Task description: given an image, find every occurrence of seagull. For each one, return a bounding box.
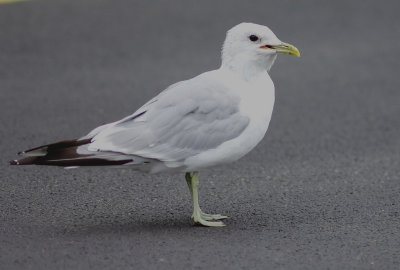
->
[10,22,300,227]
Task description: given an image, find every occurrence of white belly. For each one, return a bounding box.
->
[184,72,275,171]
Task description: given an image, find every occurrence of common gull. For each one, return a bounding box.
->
[10,22,300,227]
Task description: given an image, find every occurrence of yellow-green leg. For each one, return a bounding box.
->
[185,172,228,227]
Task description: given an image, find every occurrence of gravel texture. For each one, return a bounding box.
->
[1,0,399,269]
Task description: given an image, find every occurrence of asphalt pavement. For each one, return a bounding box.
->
[1,0,400,269]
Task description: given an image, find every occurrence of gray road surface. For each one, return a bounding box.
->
[1,0,400,269]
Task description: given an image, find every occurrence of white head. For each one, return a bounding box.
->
[221,23,300,78]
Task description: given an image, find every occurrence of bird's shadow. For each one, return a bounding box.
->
[53,215,214,238]
[50,205,319,238]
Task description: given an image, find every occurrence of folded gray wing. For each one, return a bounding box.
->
[88,72,250,162]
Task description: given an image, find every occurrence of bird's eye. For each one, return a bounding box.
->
[249,35,259,42]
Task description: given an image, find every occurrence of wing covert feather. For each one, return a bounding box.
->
[89,72,250,162]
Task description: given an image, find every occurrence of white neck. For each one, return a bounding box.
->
[220,53,277,81]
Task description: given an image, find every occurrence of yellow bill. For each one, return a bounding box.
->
[260,42,301,57]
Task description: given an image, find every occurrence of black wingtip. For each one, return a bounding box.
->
[9,160,19,165]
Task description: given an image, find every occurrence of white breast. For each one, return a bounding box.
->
[184,69,275,171]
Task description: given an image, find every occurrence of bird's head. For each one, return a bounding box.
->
[221,23,300,76]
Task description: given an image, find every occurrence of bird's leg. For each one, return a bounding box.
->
[185,172,228,221]
[185,172,227,227]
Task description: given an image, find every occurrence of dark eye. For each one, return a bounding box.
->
[249,35,259,42]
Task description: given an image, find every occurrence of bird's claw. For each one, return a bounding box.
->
[200,212,229,221]
[191,210,228,227]
[192,216,226,227]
